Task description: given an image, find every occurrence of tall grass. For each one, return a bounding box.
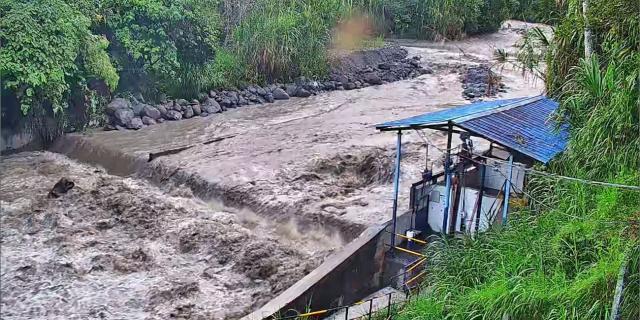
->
[346,0,512,40]
[232,0,347,82]
[230,0,519,83]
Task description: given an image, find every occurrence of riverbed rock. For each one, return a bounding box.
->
[165,110,182,121]
[141,116,156,126]
[285,84,298,97]
[272,88,289,100]
[142,105,162,120]
[344,82,356,90]
[201,98,222,114]
[264,93,275,103]
[156,104,168,117]
[183,106,194,119]
[192,104,202,116]
[363,73,382,85]
[131,103,145,117]
[126,117,144,130]
[295,88,311,98]
[176,99,189,106]
[113,108,134,127]
[105,98,130,115]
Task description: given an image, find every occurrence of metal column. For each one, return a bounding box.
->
[474,162,486,233]
[441,122,453,234]
[390,131,402,250]
[502,155,513,225]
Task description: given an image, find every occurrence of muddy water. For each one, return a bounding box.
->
[0,152,342,319]
[3,21,546,319]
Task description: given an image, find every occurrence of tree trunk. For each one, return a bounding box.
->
[583,0,594,58]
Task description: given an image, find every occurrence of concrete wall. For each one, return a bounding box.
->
[243,211,414,320]
[50,135,147,176]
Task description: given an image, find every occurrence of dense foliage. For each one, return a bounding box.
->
[0,0,117,115]
[1,0,560,135]
[393,0,640,319]
[348,0,514,40]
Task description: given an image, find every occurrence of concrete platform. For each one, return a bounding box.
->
[327,287,406,319]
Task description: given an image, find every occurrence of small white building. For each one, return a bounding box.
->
[377,96,569,237]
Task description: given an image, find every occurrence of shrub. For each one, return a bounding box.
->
[0,0,117,115]
[99,0,222,98]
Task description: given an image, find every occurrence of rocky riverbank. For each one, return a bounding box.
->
[105,46,432,130]
[460,65,506,100]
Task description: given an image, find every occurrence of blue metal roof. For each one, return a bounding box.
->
[376,96,569,163]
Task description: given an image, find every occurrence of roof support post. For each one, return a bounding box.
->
[390,130,402,253]
[474,161,486,233]
[442,122,453,234]
[502,155,513,225]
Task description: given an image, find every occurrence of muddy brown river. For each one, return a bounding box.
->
[1,21,546,319]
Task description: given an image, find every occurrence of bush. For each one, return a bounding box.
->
[0,0,117,115]
[100,0,222,99]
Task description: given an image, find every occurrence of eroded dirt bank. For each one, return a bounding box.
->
[0,152,342,319]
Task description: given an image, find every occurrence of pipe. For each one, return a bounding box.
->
[390,131,402,252]
[502,155,513,225]
[475,162,486,233]
[442,122,453,234]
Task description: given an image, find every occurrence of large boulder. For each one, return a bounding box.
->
[295,88,311,98]
[183,106,194,119]
[344,82,356,90]
[113,108,134,127]
[105,98,130,115]
[285,84,298,97]
[264,93,274,103]
[363,72,383,85]
[126,117,144,130]
[202,98,222,114]
[165,110,183,121]
[142,105,162,120]
[332,74,349,85]
[272,88,290,100]
[141,116,156,126]
[156,104,168,117]
[192,104,202,116]
[132,103,145,116]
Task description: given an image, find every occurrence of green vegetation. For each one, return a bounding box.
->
[392,0,640,319]
[348,0,514,40]
[232,0,347,82]
[0,0,563,136]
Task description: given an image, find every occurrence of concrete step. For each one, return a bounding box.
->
[325,287,405,320]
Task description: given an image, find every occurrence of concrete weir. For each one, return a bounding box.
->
[244,212,416,320]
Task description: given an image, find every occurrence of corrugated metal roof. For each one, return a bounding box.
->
[375,97,529,130]
[376,96,569,163]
